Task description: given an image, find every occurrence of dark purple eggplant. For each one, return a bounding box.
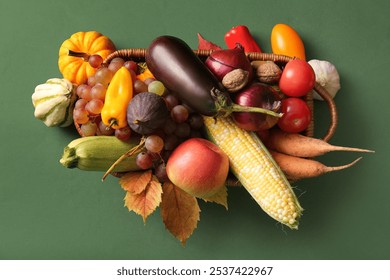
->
[145,35,281,118]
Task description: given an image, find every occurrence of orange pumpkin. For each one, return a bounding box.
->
[58,31,116,85]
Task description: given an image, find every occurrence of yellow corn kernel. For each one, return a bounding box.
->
[203,116,303,229]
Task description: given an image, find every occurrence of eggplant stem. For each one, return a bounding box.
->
[230,103,283,118]
[211,87,282,118]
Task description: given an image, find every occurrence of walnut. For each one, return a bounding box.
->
[222,69,249,93]
[251,60,282,84]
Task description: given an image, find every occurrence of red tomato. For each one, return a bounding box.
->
[278,97,311,133]
[279,60,315,97]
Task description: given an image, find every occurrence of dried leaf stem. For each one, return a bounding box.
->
[102,137,146,181]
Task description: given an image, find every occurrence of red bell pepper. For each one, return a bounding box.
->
[224,25,262,53]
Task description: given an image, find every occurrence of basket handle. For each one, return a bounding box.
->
[103,49,337,141]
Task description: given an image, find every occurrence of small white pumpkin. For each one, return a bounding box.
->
[32,78,77,127]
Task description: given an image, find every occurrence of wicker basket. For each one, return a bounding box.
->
[75,49,338,141]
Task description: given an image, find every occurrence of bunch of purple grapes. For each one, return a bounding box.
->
[72,55,205,179]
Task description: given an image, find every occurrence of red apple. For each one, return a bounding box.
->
[166,138,229,198]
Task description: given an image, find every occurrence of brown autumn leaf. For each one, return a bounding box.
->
[202,186,228,210]
[160,182,200,246]
[119,170,152,194]
[123,174,162,223]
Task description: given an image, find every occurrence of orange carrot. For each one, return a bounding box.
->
[266,128,374,158]
[269,150,363,180]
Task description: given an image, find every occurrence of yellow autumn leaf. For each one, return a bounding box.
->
[123,174,162,223]
[160,182,200,246]
[202,186,228,210]
[119,170,152,194]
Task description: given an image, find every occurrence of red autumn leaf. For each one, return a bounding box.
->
[124,175,162,223]
[197,33,222,51]
[119,170,152,194]
[160,182,200,246]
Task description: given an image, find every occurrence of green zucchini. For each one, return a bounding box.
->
[60,136,142,172]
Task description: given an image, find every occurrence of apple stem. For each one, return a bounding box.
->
[230,103,283,118]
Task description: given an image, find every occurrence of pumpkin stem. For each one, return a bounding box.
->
[67,49,90,61]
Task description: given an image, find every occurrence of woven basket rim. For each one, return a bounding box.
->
[75,49,337,141]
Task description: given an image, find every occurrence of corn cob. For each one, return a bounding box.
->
[203,116,303,229]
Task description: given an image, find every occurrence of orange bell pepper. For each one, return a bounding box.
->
[271,23,306,60]
[136,68,155,82]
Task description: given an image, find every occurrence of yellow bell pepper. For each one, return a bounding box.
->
[101,66,133,129]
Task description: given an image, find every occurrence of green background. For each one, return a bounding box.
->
[1,0,389,260]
